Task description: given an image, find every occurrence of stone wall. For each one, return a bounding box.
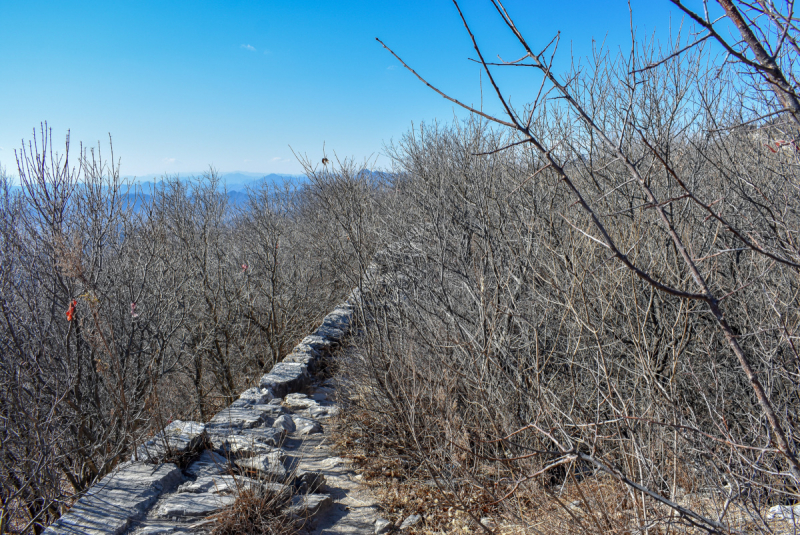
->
[43,292,359,535]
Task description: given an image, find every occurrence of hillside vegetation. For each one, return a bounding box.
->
[331,1,800,533]
[0,144,379,532]
[3,0,800,533]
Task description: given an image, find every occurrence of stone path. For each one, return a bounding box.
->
[43,297,387,535]
[124,380,381,535]
[291,434,381,535]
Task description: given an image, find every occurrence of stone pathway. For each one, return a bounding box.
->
[291,434,381,535]
[43,298,386,535]
[124,380,381,535]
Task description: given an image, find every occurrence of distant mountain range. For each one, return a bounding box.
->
[123,172,307,209]
[1,172,307,212]
[127,171,306,191]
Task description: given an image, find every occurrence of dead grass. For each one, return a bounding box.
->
[208,486,297,535]
[328,401,792,535]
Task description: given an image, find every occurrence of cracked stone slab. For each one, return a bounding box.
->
[129,520,195,534]
[300,335,333,352]
[237,386,274,405]
[311,387,334,401]
[285,493,333,518]
[157,492,237,518]
[136,421,205,463]
[259,362,310,397]
[161,475,291,518]
[314,325,345,341]
[235,452,288,481]
[43,463,183,535]
[283,351,318,372]
[285,393,337,419]
[290,342,323,358]
[186,449,231,478]
[292,416,323,435]
[284,393,318,410]
[309,405,337,419]
[178,474,242,494]
[215,428,285,456]
[205,404,276,433]
[322,306,354,330]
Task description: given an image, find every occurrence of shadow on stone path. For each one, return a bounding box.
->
[287,432,380,535]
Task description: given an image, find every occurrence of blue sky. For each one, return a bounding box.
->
[1,1,693,177]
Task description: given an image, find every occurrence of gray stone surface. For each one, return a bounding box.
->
[129,521,194,534]
[43,463,183,535]
[323,307,354,330]
[300,335,333,352]
[273,414,296,433]
[259,362,310,397]
[311,387,334,401]
[205,404,274,433]
[185,450,230,478]
[157,493,236,518]
[283,351,318,371]
[292,416,323,435]
[257,402,288,417]
[237,386,274,405]
[399,514,422,530]
[45,299,369,534]
[285,393,317,410]
[314,325,345,340]
[178,475,240,494]
[136,421,205,463]
[219,427,285,455]
[289,433,381,535]
[285,493,333,517]
[235,452,288,481]
[374,518,394,534]
[133,521,188,535]
[309,405,336,419]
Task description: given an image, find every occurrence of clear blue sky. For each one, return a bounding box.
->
[1,1,692,177]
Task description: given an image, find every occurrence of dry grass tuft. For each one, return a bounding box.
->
[209,486,297,535]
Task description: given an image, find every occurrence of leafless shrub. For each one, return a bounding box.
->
[0,126,377,532]
[332,2,800,532]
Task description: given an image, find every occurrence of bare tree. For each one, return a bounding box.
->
[329,1,800,532]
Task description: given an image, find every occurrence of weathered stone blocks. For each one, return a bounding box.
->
[204,404,276,433]
[284,493,333,517]
[136,421,205,463]
[237,386,274,405]
[259,362,310,397]
[43,463,183,535]
[235,451,288,481]
[291,416,323,435]
[185,449,230,478]
[48,296,355,533]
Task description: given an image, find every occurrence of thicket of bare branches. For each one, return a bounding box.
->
[333,1,800,533]
[0,129,379,533]
[5,1,800,533]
